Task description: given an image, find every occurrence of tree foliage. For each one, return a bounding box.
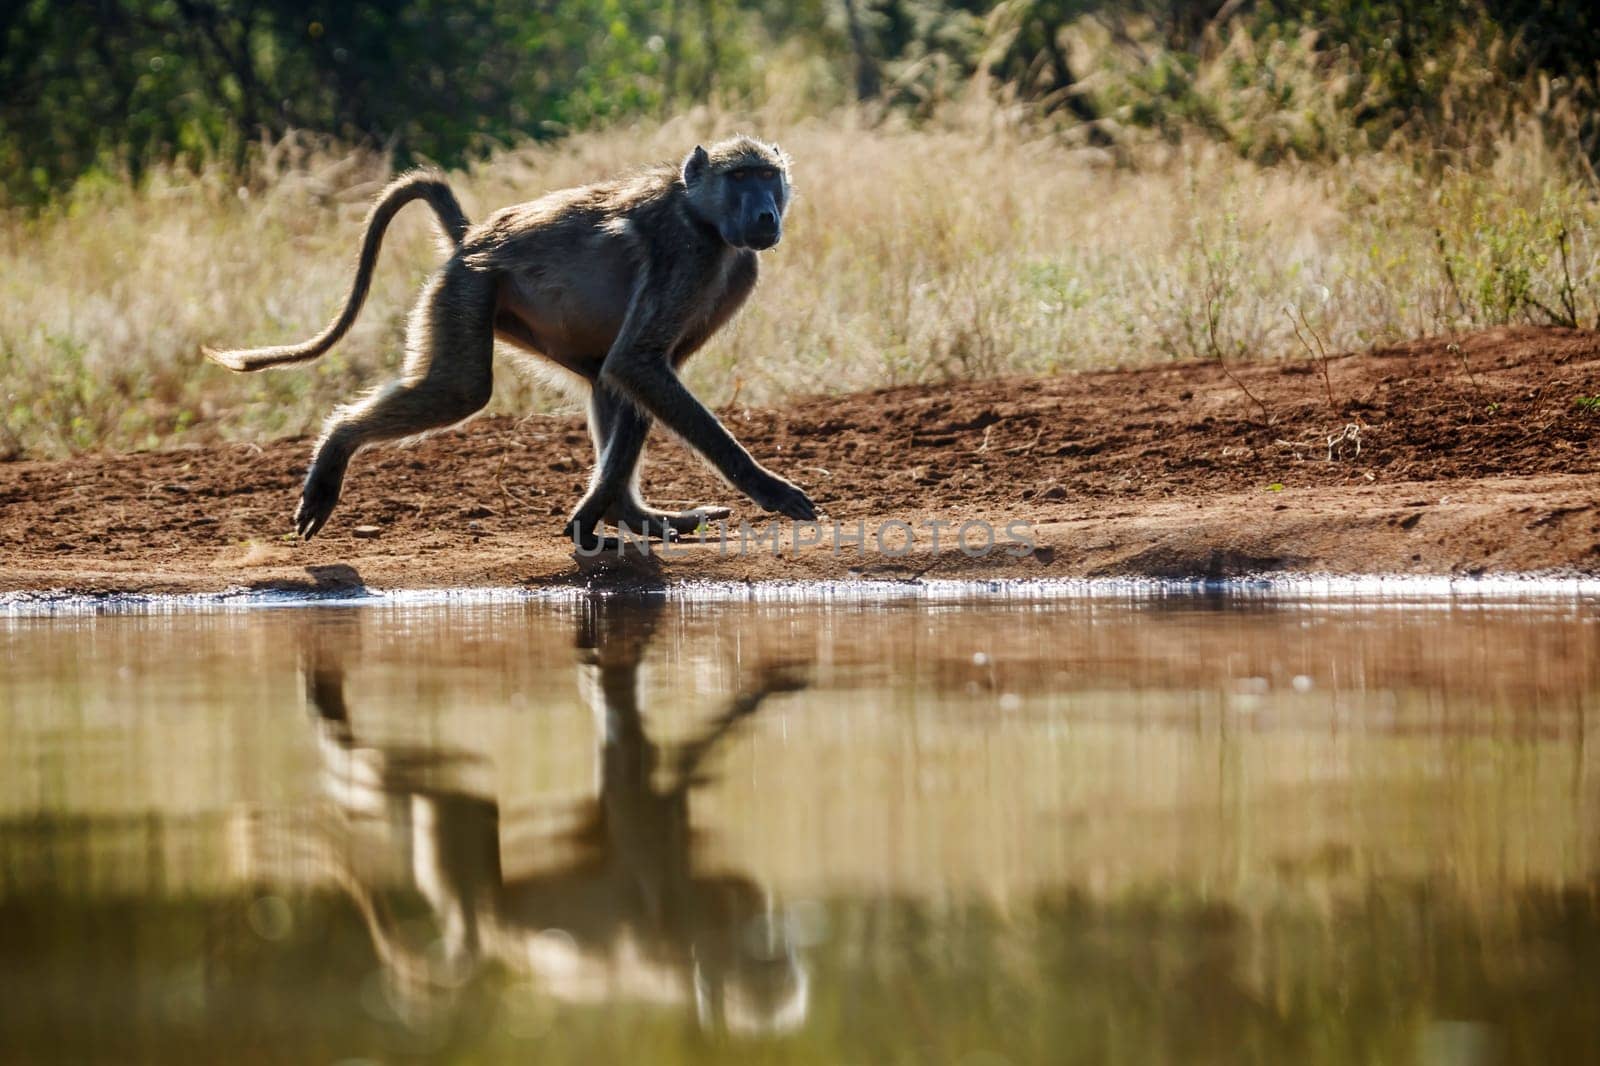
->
[0,0,803,203]
[2,1,1597,205]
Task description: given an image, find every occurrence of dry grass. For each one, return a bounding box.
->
[2,98,1598,458]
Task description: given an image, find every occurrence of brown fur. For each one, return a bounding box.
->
[204,136,816,543]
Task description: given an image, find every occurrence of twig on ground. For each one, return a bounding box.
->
[1213,358,1270,422]
[1325,423,1363,460]
[1006,427,1045,454]
[1272,422,1365,462]
[1449,341,1484,394]
[1287,305,1336,408]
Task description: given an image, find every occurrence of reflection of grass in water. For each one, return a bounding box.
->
[3,599,1597,903]
[0,882,1596,1063]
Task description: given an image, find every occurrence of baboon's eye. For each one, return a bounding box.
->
[729,169,748,181]
[758,168,778,180]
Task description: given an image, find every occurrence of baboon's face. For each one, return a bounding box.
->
[715,162,787,250]
[683,139,791,251]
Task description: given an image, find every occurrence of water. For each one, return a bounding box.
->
[2,590,1598,1064]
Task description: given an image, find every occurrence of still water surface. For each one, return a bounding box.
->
[1,590,1598,1064]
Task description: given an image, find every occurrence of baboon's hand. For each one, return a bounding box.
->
[747,470,817,521]
[296,466,344,540]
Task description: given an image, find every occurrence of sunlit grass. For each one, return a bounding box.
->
[2,94,1597,458]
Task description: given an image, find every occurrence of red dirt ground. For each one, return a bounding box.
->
[3,325,1599,595]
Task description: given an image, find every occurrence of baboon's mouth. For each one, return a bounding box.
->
[745,231,781,250]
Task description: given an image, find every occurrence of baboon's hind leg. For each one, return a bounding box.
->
[565,386,730,547]
[298,265,495,539]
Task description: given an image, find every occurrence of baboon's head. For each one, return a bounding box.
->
[681,136,792,251]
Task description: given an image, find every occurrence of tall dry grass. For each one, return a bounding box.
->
[2,99,1597,458]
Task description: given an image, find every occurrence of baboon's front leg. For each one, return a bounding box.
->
[597,305,815,522]
[565,386,650,547]
[565,386,731,546]
[603,358,815,521]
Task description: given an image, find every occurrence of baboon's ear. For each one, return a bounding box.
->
[682,145,710,186]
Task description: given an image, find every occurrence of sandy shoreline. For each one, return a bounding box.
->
[4,325,1598,597]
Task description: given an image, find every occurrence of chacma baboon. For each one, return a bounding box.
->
[204,136,816,546]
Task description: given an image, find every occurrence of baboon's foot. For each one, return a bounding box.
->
[745,470,818,522]
[296,457,348,540]
[603,503,733,540]
[562,517,618,553]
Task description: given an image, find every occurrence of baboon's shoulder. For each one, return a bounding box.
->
[460,164,687,272]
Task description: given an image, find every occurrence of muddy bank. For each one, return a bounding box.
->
[3,326,1599,595]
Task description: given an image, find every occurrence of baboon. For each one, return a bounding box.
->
[205,136,816,546]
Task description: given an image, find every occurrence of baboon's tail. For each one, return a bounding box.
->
[203,170,471,372]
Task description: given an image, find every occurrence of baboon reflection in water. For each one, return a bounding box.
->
[303,602,811,1034]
